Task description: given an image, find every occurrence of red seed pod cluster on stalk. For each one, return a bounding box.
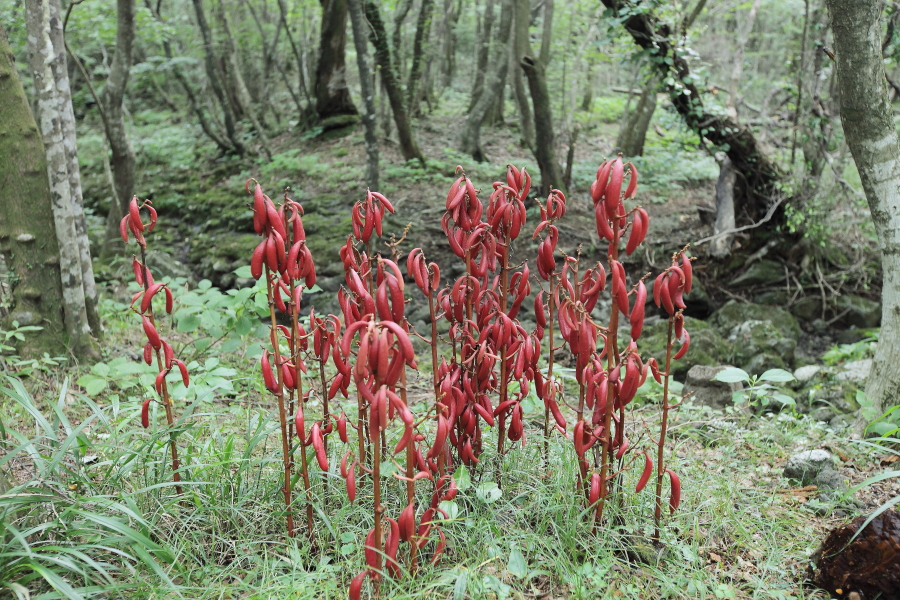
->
[122,196,183,496]
[246,179,324,538]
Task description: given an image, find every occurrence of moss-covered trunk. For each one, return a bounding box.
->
[0,24,72,359]
[315,0,358,120]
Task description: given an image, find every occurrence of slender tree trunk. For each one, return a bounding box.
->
[22,7,98,359]
[826,0,900,432]
[539,0,553,67]
[278,0,313,108]
[218,0,273,159]
[315,0,358,120]
[392,0,415,83]
[468,0,496,112]
[616,76,657,157]
[580,61,594,110]
[600,0,782,226]
[710,156,737,258]
[460,0,512,161]
[512,0,535,149]
[98,0,138,260]
[348,0,379,190]
[407,0,435,115]
[440,0,462,88]
[191,0,245,154]
[47,0,100,335]
[0,23,73,358]
[727,0,762,117]
[365,0,425,165]
[521,55,566,195]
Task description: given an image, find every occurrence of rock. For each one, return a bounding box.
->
[754,290,788,306]
[836,359,872,382]
[833,295,881,329]
[144,249,191,280]
[646,278,713,319]
[790,296,823,324]
[235,277,255,289]
[710,300,801,339]
[639,317,733,380]
[783,449,834,485]
[809,509,900,600]
[683,365,743,410]
[809,407,837,422]
[317,275,342,293]
[835,328,869,345]
[829,413,853,429]
[319,261,345,277]
[407,304,431,324]
[727,319,796,374]
[815,468,845,492]
[794,365,824,383]
[730,259,786,287]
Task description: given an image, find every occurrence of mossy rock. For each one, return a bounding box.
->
[790,296,823,323]
[639,317,733,380]
[189,232,260,287]
[709,300,801,339]
[833,295,881,329]
[726,319,796,374]
[730,259,786,287]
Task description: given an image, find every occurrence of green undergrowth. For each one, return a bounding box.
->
[1,287,861,599]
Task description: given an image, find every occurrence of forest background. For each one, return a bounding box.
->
[1,0,900,598]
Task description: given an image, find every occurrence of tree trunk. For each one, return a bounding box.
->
[616,76,657,157]
[460,0,513,161]
[0,23,72,359]
[826,0,900,432]
[392,0,415,83]
[440,0,462,88]
[348,0,379,190]
[277,0,313,109]
[468,0,496,112]
[314,0,358,120]
[600,0,782,226]
[98,0,138,260]
[521,55,566,195]
[20,9,98,359]
[511,0,535,149]
[539,0,553,67]
[191,0,245,155]
[407,0,435,115]
[218,0,273,160]
[46,0,100,335]
[727,0,762,117]
[710,156,737,258]
[364,0,425,165]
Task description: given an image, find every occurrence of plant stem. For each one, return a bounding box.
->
[139,245,183,496]
[542,273,557,469]
[290,280,314,536]
[653,318,674,544]
[496,242,509,461]
[265,267,295,538]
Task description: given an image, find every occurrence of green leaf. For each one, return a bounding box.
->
[475,481,502,503]
[870,421,899,436]
[233,265,253,278]
[759,369,795,383]
[91,362,110,377]
[177,315,201,333]
[507,547,527,579]
[76,375,107,397]
[772,394,796,406]
[714,368,749,384]
[453,466,471,492]
[438,500,459,520]
[453,571,468,600]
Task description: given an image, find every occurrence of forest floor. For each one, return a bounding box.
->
[2,94,894,599]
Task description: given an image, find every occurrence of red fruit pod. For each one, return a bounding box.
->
[659,275,674,315]
[346,462,357,502]
[363,527,377,569]
[132,258,144,286]
[143,342,153,366]
[667,468,681,512]
[673,329,690,360]
[260,351,278,393]
[595,201,615,241]
[164,287,173,314]
[140,283,164,314]
[635,451,653,492]
[399,502,415,542]
[589,472,600,505]
[349,570,369,600]
[337,411,348,442]
[616,437,630,460]
[173,359,189,387]
[549,399,566,430]
[146,205,158,233]
[119,215,131,243]
[604,158,624,215]
[625,209,644,255]
[129,197,144,232]
[281,362,295,390]
[681,253,693,294]
[142,316,161,349]
[624,162,639,199]
[141,397,152,428]
[250,240,266,279]
[154,370,166,395]
[295,405,305,438]
[673,312,684,341]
